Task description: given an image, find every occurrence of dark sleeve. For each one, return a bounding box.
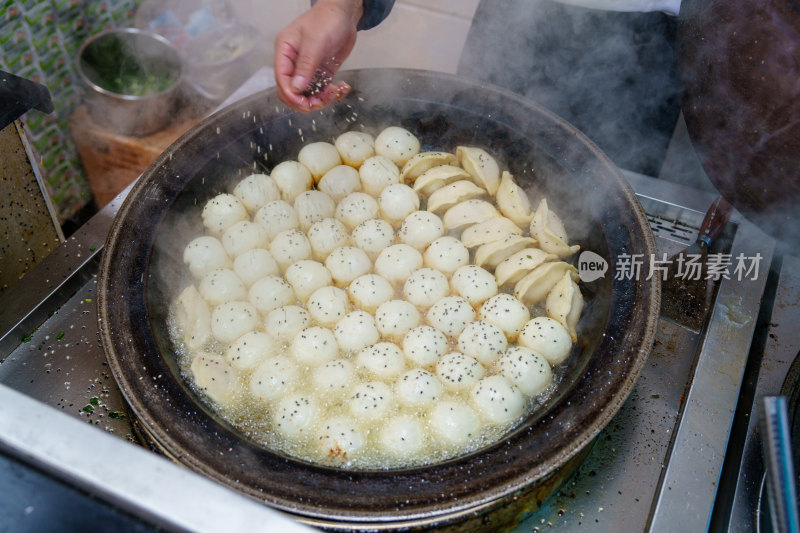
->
[357,0,395,30]
[309,0,395,30]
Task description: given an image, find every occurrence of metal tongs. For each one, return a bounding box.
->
[661,195,733,331]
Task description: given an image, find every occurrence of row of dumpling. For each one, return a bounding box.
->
[182,285,573,398]
[198,303,572,403]
[180,218,575,369]
[182,194,550,357]
[184,312,570,463]
[172,127,582,466]
[179,224,495,355]
[392,144,583,343]
[180,126,582,370]
[175,227,569,464]
[180,126,582,364]
[183,312,572,464]
[183,260,575,374]
[197,125,426,249]
[246,344,553,461]
[189,344,523,462]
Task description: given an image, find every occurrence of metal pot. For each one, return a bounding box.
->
[97,69,659,529]
[678,0,800,246]
[77,28,183,136]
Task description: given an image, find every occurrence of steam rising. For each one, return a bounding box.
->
[148,69,635,396]
[458,0,680,177]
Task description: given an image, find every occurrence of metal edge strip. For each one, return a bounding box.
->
[647,217,775,531]
[725,254,800,533]
[15,120,65,242]
[0,184,132,356]
[0,382,313,533]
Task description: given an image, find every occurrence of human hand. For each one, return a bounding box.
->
[274,0,363,112]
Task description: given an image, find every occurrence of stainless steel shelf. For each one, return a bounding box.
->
[0,172,776,532]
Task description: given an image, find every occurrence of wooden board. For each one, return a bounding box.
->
[69,106,199,208]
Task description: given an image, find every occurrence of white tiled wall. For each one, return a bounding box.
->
[230,0,478,73]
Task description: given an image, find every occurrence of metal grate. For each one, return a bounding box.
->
[646,213,698,246]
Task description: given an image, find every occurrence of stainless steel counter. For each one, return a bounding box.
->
[723,254,800,533]
[0,172,779,532]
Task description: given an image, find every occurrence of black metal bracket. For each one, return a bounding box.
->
[0,70,54,131]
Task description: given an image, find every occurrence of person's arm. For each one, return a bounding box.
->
[355,0,396,30]
[274,0,394,112]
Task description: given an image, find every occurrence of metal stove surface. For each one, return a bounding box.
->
[719,254,800,533]
[0,173,778,532]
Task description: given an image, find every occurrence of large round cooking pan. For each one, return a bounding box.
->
[98,69,659,529]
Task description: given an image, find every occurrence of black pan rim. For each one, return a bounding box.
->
[98,68,660,525]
